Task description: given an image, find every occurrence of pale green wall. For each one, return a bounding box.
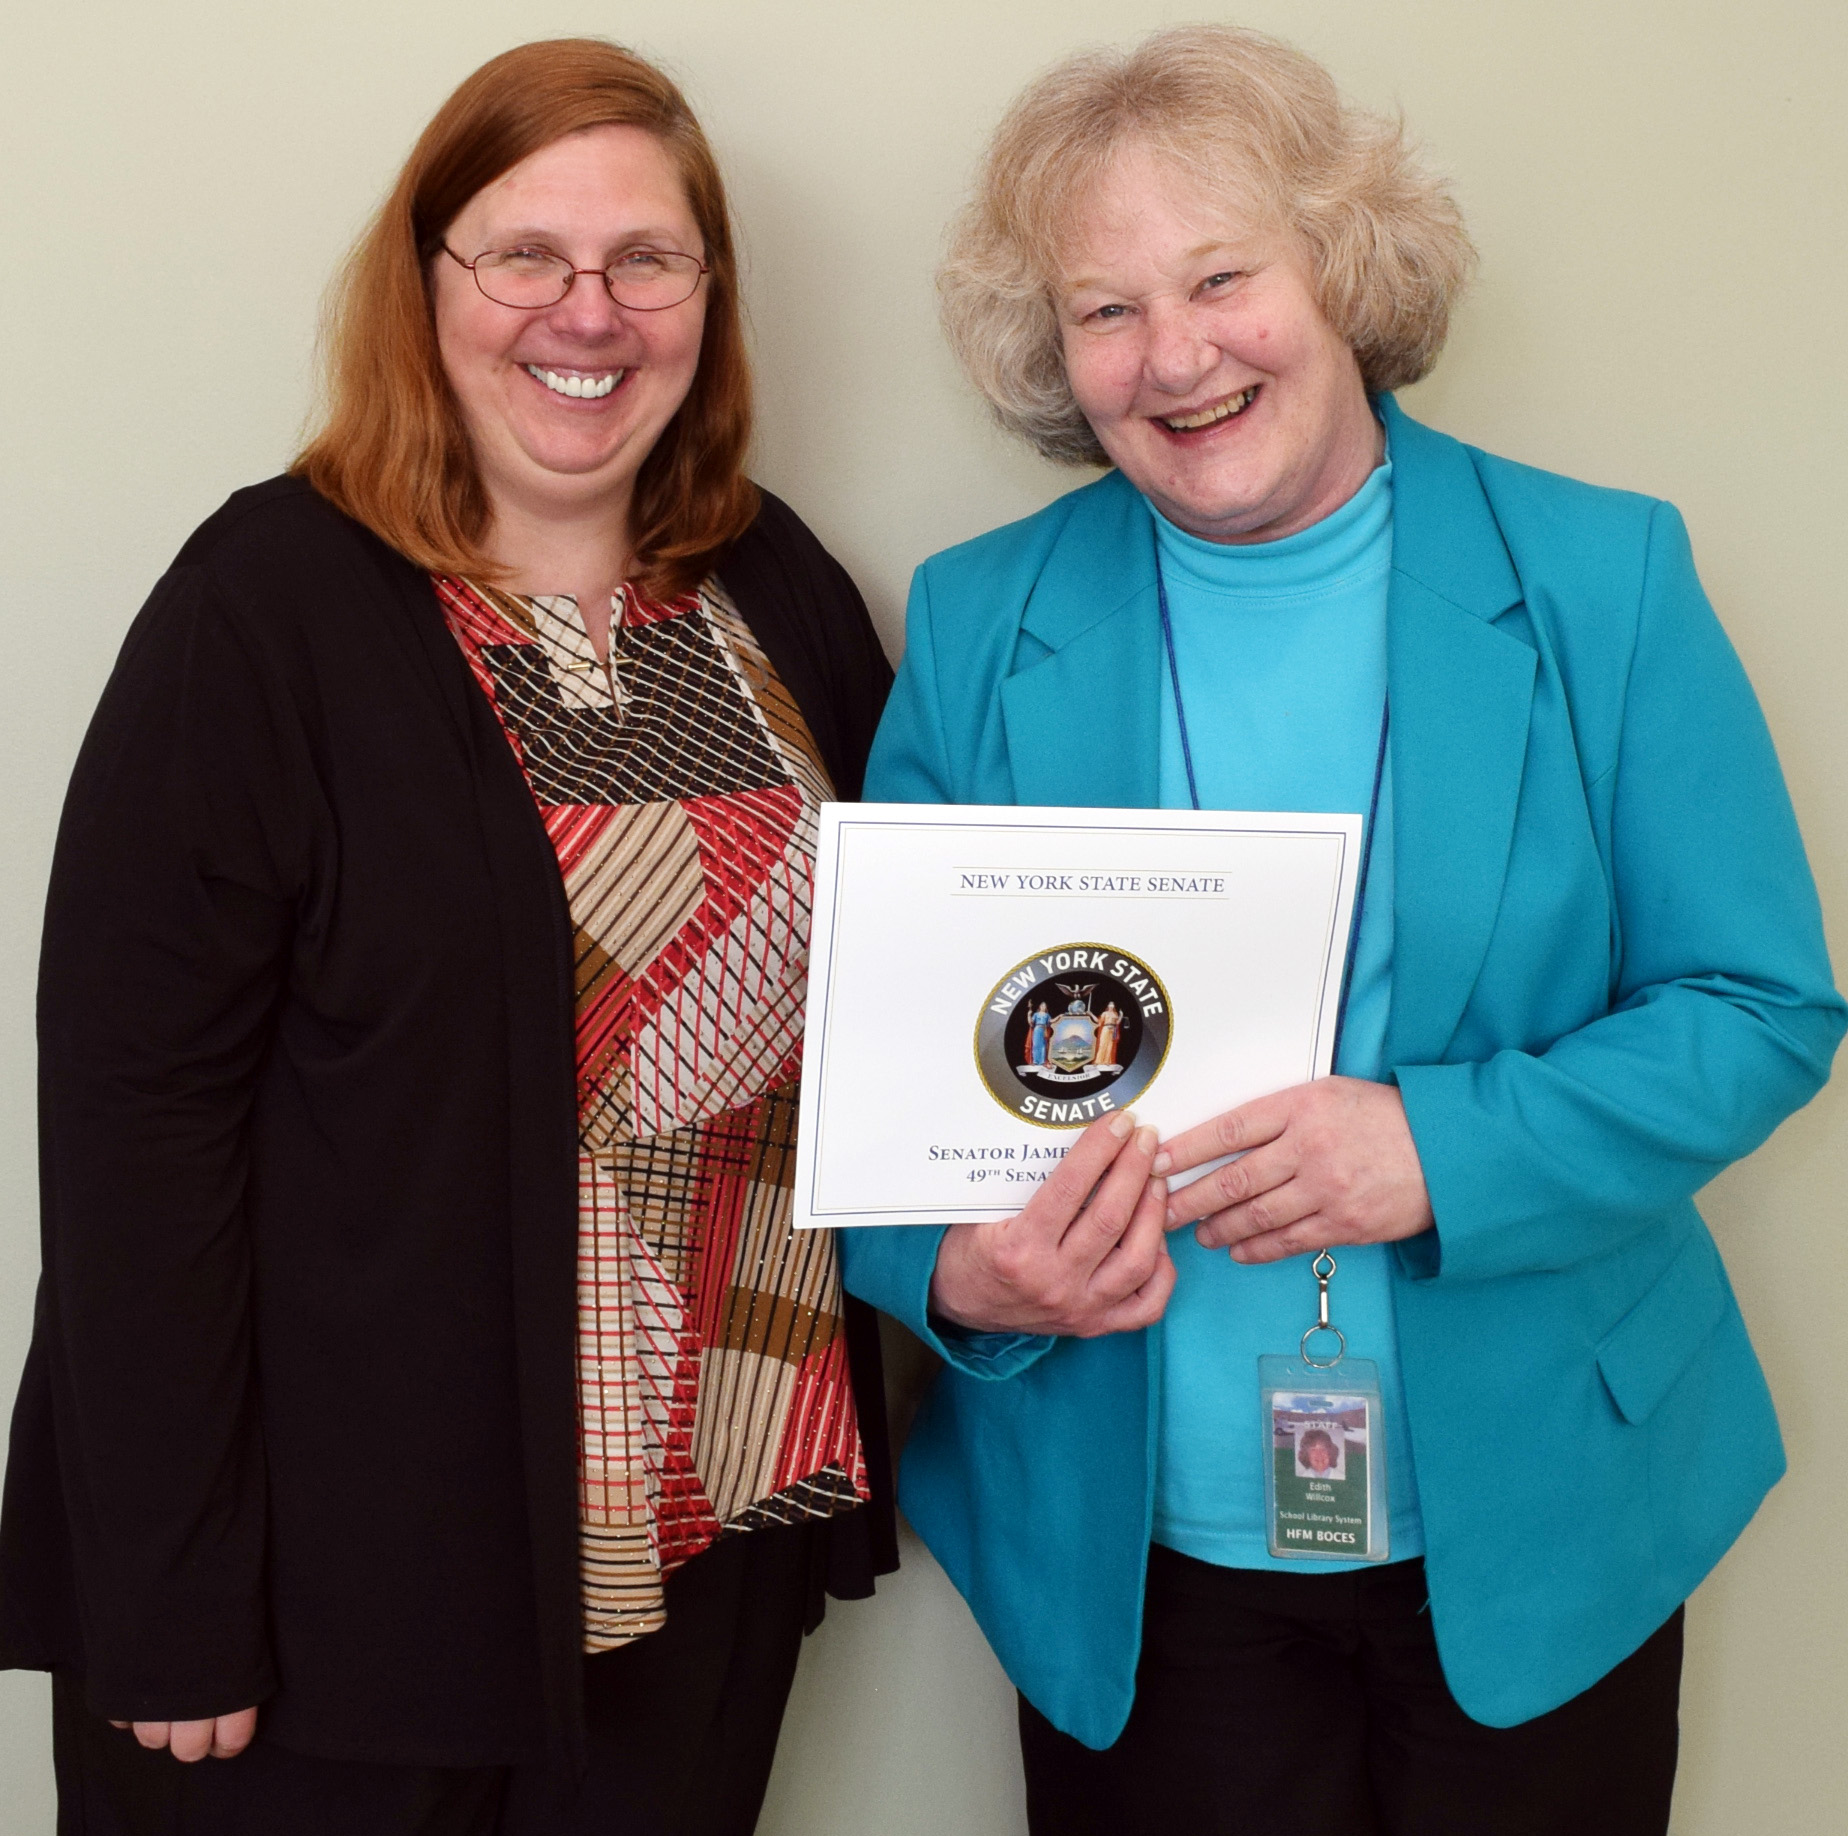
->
[1,4,1843,1831]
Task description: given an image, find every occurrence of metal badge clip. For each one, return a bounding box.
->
[1300,1250,1347,1368]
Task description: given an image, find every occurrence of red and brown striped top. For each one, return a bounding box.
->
[436,571,867,1650]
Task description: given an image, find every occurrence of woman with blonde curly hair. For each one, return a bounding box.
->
[842,24,1840,1835]
[0,37,896,1835]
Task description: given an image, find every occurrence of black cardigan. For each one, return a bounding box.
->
[0,478,898,1767]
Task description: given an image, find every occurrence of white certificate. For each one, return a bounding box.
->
[794,803,1363,1229]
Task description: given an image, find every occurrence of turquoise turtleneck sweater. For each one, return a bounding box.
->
[1151,453,1425,1571]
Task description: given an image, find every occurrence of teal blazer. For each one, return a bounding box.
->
[839,397,1844,1745]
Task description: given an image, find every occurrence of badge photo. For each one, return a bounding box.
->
[1293,1421,1348,1482]
[973,943,1172,1128]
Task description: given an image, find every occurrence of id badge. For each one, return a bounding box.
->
[1259,1251,1389,1563]
[1259,1354,1389,1561]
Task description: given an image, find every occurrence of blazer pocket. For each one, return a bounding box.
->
[1596,1231,1728,1426]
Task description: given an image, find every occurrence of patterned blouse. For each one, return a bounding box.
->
[435,571,868,1650]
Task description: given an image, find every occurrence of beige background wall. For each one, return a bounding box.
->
[0,2,1842,1830]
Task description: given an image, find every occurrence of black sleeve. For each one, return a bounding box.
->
[30,566,311,1721]
[714,489,894,800]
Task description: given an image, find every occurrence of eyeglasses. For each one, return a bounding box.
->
[442,243,709,312]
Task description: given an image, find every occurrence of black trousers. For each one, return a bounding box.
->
[52,1520,814,1836]
[1019,1547,1682,1836]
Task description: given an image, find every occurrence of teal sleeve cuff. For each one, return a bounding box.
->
[837,1223,1056,1381]
[1392,1226,1443,1281]
[927,1312,1056,1378]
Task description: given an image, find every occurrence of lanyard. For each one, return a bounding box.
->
[1154,552,1390,1064]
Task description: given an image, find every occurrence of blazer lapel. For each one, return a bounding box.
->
[999,472,1164,809]
[1379,398,1537,1065]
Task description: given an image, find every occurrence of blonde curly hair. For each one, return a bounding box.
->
[940,25,1476,465]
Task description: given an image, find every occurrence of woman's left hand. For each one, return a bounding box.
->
[1154,1077,1434,1262]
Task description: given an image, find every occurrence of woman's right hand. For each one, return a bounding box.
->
[110,1707,258,1762]
[928,1111,1175,1337]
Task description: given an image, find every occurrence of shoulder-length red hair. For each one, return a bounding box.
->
[294,38,756,599]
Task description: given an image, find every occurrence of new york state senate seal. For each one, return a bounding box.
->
[974,943,1173,1127]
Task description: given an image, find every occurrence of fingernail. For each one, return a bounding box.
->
[1109,1110,1135,1138]
[1165,1205,1179,1227]
[1135,1124,1158,1153]
[1151,1151,1171,1175]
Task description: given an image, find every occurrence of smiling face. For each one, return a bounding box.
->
[1057,144,1380,544]
[1301,1434,1337,1474]
[431,123,708,533]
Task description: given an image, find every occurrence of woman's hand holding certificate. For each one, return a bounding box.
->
[929,1112,1176,1336]
[1154,1077,1434,1263]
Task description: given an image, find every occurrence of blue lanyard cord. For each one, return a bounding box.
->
[1154,549,1389,1063]
[1156,563,1204,813]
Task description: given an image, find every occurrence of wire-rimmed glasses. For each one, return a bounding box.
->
[442,243,709,312]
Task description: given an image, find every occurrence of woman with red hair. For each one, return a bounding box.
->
[0,38,894,1835]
